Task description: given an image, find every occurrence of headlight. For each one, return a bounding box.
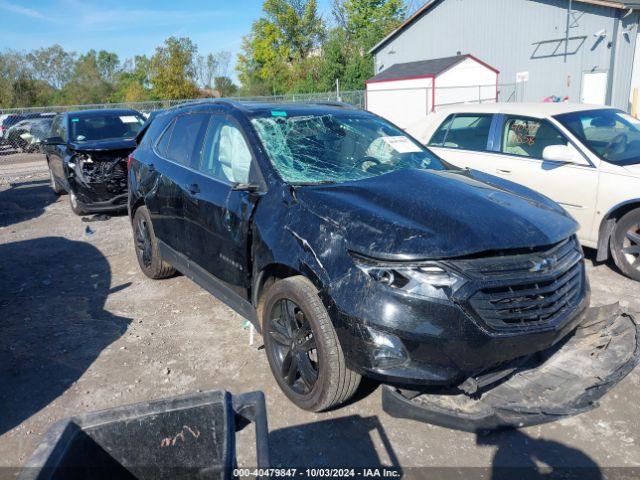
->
[355,260,464,299]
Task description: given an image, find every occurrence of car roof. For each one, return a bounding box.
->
[64,108,143,118]
[169,99,361,117]
[432,102,614,118]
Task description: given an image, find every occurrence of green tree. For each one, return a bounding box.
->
[214,76,238,97]
[321,0,405,90]
[237,0,325,95]
[333,0,405,50]
[60,50,115,104]
[112,55,154,102]
[149,37,200,100]
[27,45,76,90]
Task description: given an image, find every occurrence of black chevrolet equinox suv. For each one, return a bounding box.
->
[128,100,589,412]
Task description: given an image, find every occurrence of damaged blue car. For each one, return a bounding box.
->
[127,101,639,430]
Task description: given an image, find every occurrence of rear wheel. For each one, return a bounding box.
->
[68,190,88,215]
[262,276,360,412]
[610,209,640,282]
[132,206,176,279]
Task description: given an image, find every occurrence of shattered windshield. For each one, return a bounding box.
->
[69,113,146,143]
[555,109,640,166]
[250,111,446,184]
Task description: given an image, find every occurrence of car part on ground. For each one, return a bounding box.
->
[128,100,589,413]
[19,390,269,480]
[382,304,639,431]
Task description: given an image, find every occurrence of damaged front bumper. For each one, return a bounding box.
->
[67,152,129,210]
[382,304,640,431]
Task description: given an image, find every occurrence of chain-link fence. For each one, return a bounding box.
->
[0,85,516,180]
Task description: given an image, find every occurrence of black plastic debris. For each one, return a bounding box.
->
[84,225,94,236]
[19,390,269,480]
[382,305,640,432]
[82,214,111,223]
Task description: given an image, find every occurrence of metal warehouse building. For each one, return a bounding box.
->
[370,0,640,111]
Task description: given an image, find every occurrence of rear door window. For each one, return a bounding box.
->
[430,114,492,151]
[155,120,175,157]
[501,117,568,159]
[165,113,210,167]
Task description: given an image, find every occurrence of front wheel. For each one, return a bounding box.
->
[610,209,640,282]
[68,190,88,215]
[262,276,361,412]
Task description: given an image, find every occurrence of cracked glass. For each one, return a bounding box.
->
[251,112,446,184]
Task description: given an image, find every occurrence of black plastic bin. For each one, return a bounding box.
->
[19,390,269,480]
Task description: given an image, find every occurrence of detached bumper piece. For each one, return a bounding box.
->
[20,390,269,480]
[382,305,639,432]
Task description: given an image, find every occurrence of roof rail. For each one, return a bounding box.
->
[310,101,358,110]
[168,98,245,111]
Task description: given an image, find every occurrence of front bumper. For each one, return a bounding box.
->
[326,276,589,387]
[327,237,590,387]
[381,305,640,431]
[72,187,128,213]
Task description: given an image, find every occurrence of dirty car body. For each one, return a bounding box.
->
[127,101,633,428]
[45,109,146,213]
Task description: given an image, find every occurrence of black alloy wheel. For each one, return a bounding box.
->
[135,215,153,269]
[267,298,319,395]
[261,276,361,412]
[131,206,176,279]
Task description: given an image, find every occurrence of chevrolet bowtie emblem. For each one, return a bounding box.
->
[530,256,556,272]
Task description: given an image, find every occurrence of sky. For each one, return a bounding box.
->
[0,0,335,80]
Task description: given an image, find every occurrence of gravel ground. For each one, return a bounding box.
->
[1,169,640,478]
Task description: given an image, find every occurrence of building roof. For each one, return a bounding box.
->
[368,54,495,83]
[368,55,463,82]
[370,0,640,55]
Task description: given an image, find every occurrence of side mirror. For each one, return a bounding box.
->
[43,136,64,146]
[542,145,589,165]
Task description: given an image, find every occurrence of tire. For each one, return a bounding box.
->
[262,276,361,412]
[48,164,64,195]
[610,208,640,282]
[132,206,176,280]
[68,190,88,215]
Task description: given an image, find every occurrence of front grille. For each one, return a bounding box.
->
[452,238,586,332]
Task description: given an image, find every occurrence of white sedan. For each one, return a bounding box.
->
[407,103,640,281]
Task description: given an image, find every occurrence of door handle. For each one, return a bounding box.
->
[496,168,512,175]
[186,183,200,195]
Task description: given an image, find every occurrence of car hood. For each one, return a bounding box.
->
[69,138,136,152]
[294,168,578,260]
[623,163,640,176]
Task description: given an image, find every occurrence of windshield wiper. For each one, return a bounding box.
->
[291,180,337,186]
